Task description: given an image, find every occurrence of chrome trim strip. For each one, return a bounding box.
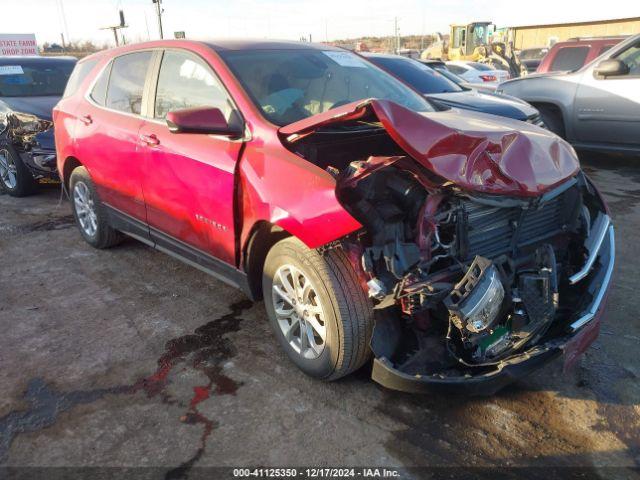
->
[569,213,610,284]
[569,226,615,332]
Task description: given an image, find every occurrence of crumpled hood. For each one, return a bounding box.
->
[427,90,538,120]
[0,96,59,121]
[280,99,579,197]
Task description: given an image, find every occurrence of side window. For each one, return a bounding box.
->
[63,59,97,98]
[599,45,613,57]
[549,47,589,72]
[615,42,640,76]
[106,51,153,115]
[447,64,467,75]
[154,50,233,120]
[90,62,111,106]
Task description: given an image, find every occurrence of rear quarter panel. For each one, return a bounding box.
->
[53,55,109,182]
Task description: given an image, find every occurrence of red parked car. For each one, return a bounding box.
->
[54,40,614,395]
[536,37,626,73]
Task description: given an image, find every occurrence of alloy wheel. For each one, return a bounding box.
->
[0,149,17,189]
[73,181,98,237]
[271,264,327,359]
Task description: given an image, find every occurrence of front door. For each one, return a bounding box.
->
[574,39,640,147]
[138,49,243,266]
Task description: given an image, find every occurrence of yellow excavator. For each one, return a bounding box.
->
[422,22,527,78]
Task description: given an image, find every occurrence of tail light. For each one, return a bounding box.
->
[479,75,497,82]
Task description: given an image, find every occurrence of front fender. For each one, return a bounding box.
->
[239,143,361,251]
[500,76,579,130]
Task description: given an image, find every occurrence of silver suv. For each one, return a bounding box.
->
[499,34,640,156]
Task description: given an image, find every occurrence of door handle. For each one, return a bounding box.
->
[139,133,160,146]
[80,114,92,125]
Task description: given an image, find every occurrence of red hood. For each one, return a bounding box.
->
[279,99,580,197]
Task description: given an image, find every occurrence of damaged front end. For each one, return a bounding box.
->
[281,99,614,395]
[0,105,57,179]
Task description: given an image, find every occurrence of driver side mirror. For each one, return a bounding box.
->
[166,107,242,137]
[594,59,630,78]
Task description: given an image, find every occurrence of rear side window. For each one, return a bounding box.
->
[106,52,153,115]
[90,62,111,106]
[549,47,589,72]
[469,62,492,71]
[154,50,233,120]
[63,59,98,98]
[370,57,462,94]
[447,64,467,75]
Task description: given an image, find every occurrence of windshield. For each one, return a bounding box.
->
[0,61,75,97]
[368,56,463,94]
[219,49,434,126]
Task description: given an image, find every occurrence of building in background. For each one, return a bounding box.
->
[510,16,640,50]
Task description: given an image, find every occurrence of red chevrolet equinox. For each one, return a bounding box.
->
[54,40,614,395]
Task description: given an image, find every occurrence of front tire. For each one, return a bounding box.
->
[263,237,374,381]
[69,166,122,249]
[0,144,38,197]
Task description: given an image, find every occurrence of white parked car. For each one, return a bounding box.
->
[445,61,510,87]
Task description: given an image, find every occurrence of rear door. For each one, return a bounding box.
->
[74,51,154,225]
[574,39,640,146]
[138,49,243,265]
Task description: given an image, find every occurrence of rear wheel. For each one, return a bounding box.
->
[262,237,374,380]
[69,166,122,249]
[0,144,38,197]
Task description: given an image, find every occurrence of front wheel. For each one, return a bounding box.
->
[0,144,38,197]
[262,237,374,380]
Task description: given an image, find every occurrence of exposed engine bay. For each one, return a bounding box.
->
[283,105,612,392]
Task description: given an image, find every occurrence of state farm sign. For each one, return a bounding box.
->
[0,34,39,56]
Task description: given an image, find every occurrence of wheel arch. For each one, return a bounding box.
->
[243,221,292,300]
[529,101,567,137]
[61,156,83,192]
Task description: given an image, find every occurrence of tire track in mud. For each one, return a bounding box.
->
[0,299,253,477]
[0,214,75,236]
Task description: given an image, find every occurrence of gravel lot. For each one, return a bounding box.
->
[0,153,639,479]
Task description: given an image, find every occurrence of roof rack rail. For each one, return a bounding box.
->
[567,35,628,41]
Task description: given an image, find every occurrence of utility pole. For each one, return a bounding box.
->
[100,9,127,47]
[57,0,71,48]
[394,17,400,54]
[152,0,164,39]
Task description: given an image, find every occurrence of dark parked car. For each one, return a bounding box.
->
[54,40,612,395]
[537,37,625,73]
[518,47,548,73]
[364,53,545,126]
[0,56,76,196]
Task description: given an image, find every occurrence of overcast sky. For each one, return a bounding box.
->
[3,0,639,46]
